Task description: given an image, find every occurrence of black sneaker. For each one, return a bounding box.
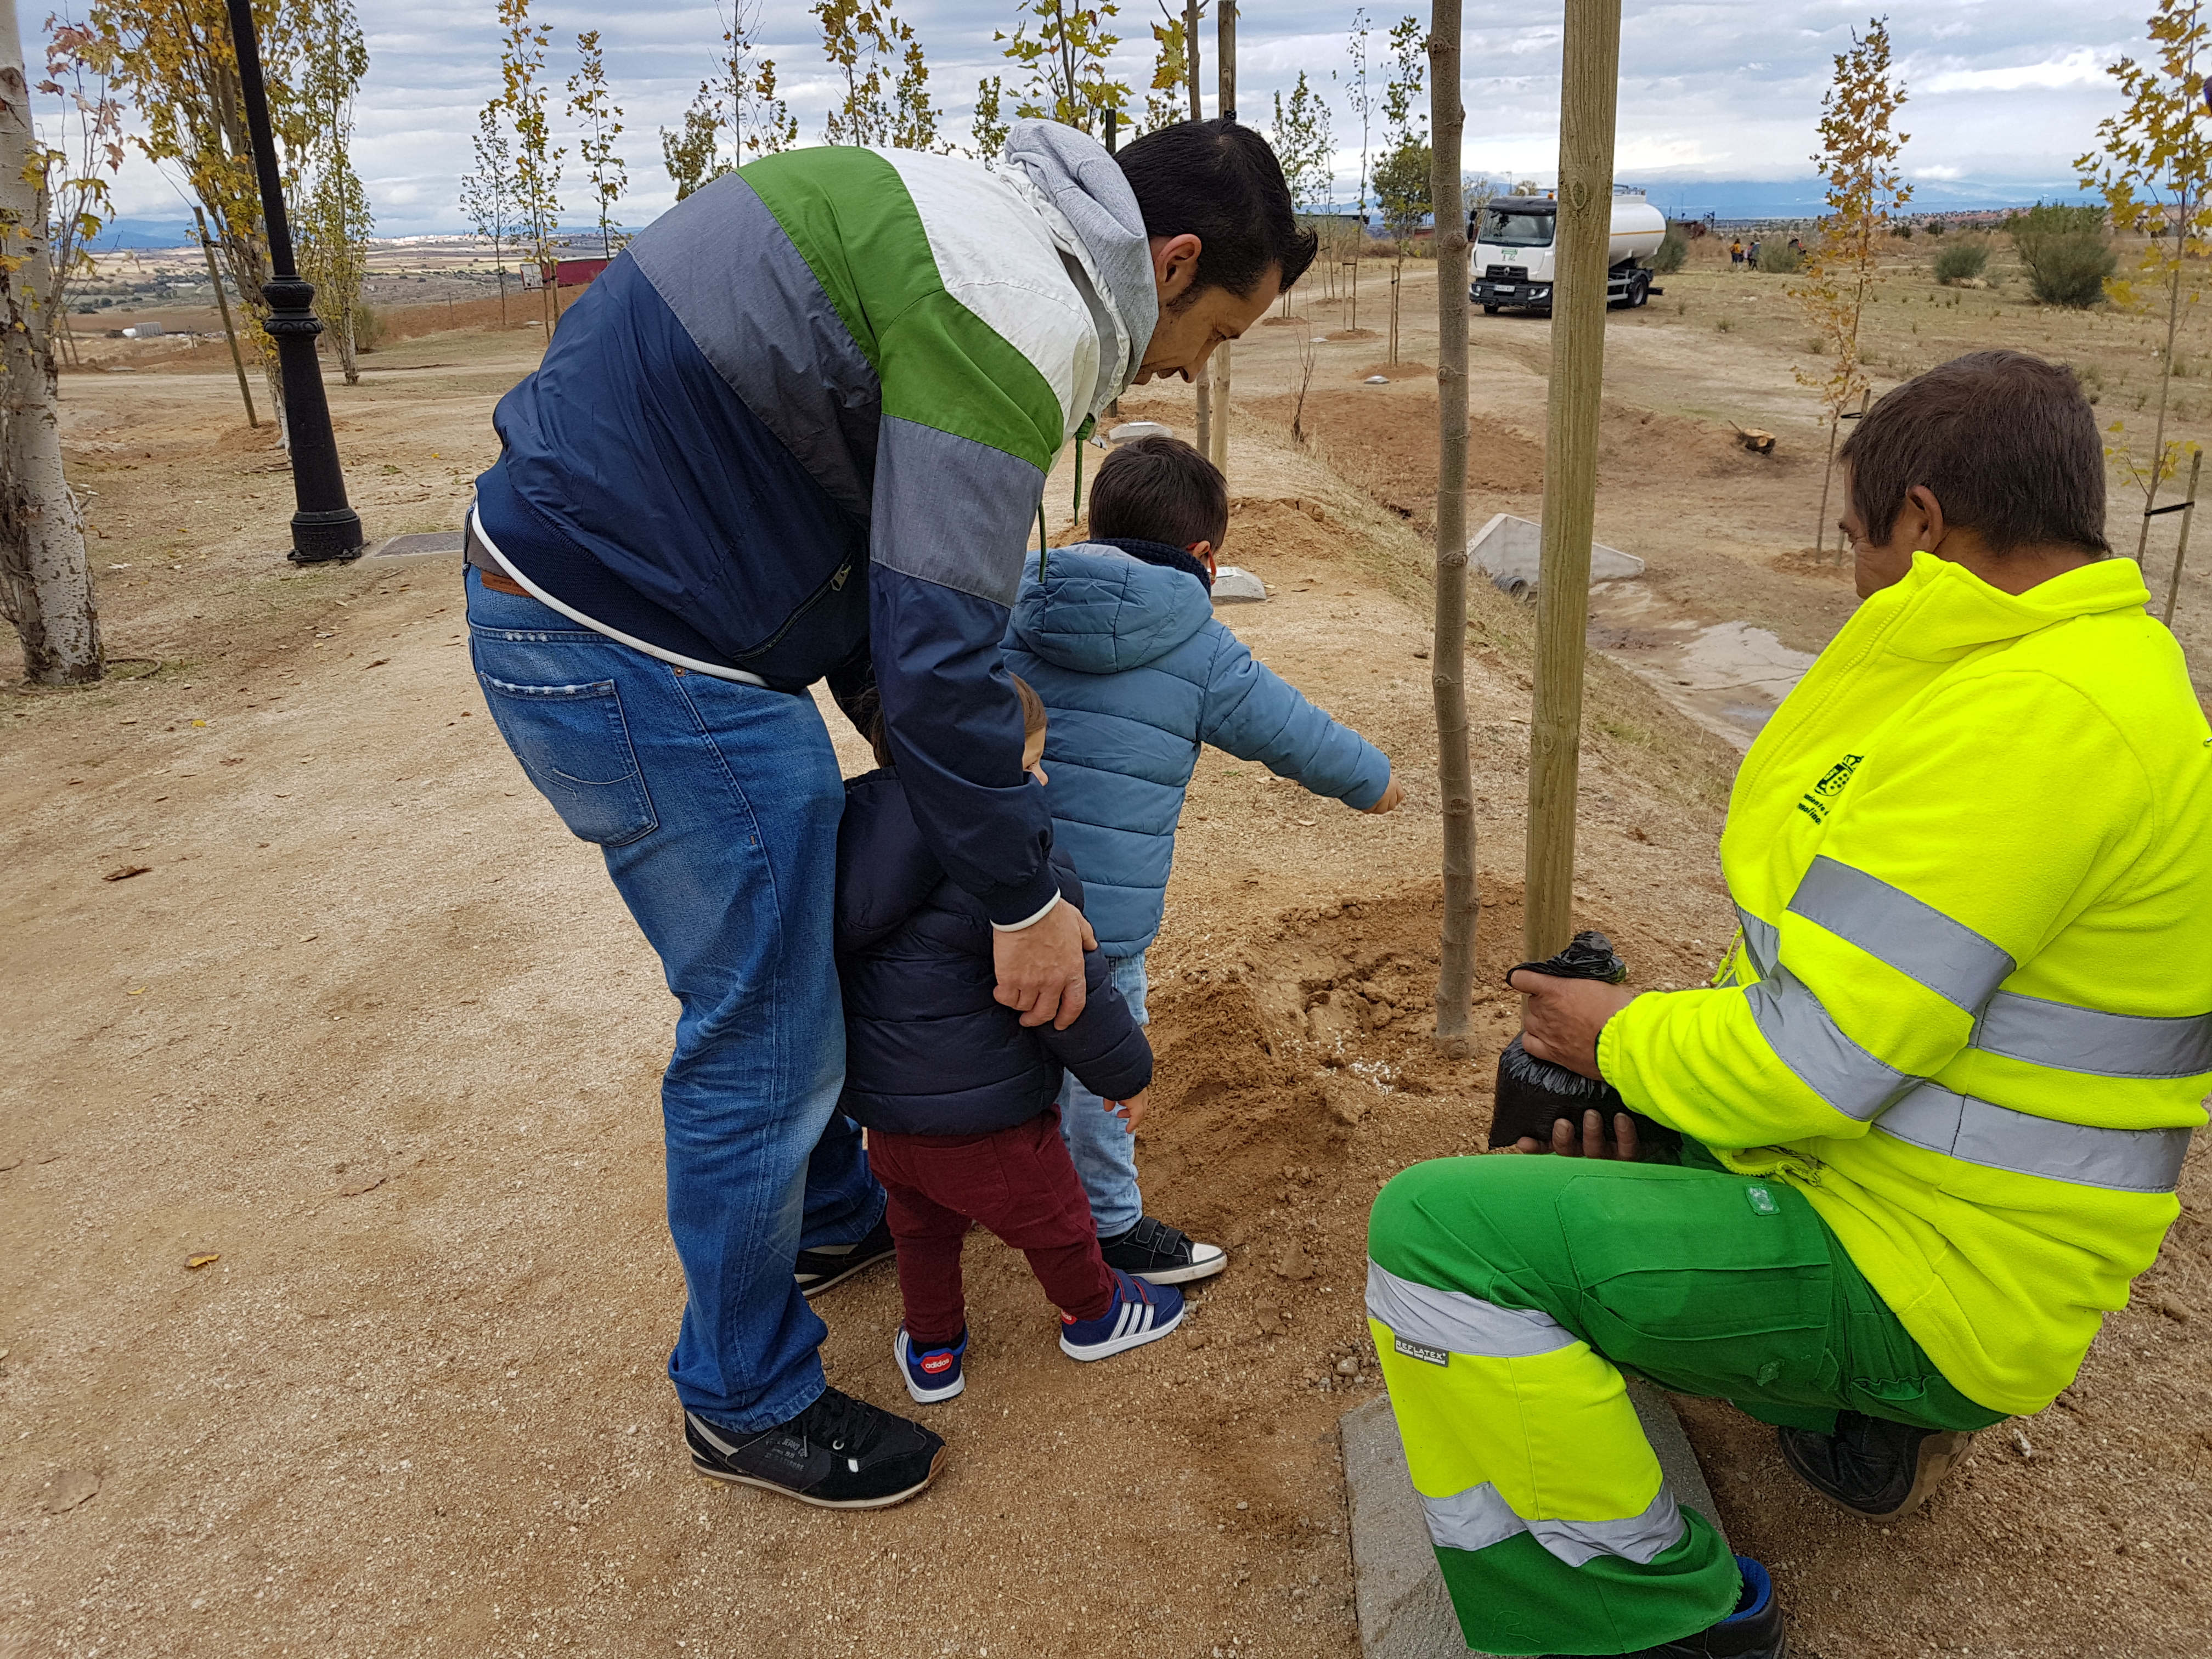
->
[1098,1215,1227,1285]
[1549,1556,1785,1658]
[1778,1411,1975,1520]
[794,1212,896,1299]
[685,1387,945,1509]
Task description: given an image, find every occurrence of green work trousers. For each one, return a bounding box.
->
[1365,1148,2004,1657]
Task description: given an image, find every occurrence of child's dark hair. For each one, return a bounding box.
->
[868,675,1046,770]
[1087,434,1229,551]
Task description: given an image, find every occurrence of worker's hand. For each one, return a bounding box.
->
[1507,967,1638,1080]
[1363,770,1403,815]
[1105,1087,1150,1133]
[994,899,1092,1029]
[1515,1108,1641,1160]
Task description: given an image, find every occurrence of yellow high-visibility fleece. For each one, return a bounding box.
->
[1600,552,2212,1415]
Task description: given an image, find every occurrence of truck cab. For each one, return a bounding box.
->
[1469,192,1666,316]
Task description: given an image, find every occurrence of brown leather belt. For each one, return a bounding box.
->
[477,567,531,597]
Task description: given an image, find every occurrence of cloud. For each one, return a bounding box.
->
[1920,48,2110,95]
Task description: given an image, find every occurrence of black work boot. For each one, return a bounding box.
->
[1549,1555,1786,1658]
[1778,1410,1975,1519]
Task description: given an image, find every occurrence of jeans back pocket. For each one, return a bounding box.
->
[478,672,658,847]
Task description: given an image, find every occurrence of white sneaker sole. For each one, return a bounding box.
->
[1059,1299,1185,1362]
[1128,1243,1228,1285]
[894,1330,967,1404]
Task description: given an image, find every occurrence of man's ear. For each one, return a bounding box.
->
[1900,483,1949,554]
[1150,233,1203,307]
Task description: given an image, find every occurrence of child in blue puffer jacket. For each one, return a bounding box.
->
[837,678,1187,1406]
[1002,436,1402,1285]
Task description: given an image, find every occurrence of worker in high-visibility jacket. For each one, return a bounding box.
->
[1369,349,2211,1659]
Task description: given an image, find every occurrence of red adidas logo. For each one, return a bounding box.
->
[921,1353,953,1374]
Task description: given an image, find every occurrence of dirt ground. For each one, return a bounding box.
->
[5,246,2210,1659]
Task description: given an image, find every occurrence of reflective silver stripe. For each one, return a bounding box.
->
[1419,1480,1685,1568]
[1875,1083,2195,1193]
[1737,907,1780,978]
[1745,966,1918,1121]
[1973,991,2212,1080]
[1787,856,2015,1013]
[1365,1261,1575,1358]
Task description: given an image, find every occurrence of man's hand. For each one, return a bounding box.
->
[1105,1087,1149,1133]
[1514,1108,1641,1160]
[1363,770,1403,815]
[993,900,1095,1029]
[1506,968,1637,1080]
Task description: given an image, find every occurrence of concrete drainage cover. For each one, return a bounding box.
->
[1213,565,1267,604]
[1341,1385,1729,1658]
[368,532,464,560]
[1469,512,1644,592]
[1107,420,1173,445]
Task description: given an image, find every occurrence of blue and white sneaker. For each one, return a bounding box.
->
[1058,1267,1184,1362]
[894,1326,968,1404]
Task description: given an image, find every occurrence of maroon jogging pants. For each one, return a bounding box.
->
[867,1107,1115,1348]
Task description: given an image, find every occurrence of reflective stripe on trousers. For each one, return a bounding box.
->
[1365,1261,1687,1570]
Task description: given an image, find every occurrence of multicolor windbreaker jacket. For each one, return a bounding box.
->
[472,122,1157,926]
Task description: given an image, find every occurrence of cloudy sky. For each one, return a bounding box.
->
[44,0,2138,236]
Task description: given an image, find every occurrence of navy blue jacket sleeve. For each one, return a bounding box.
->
[1034,939,1155,1102]
[870,568,1060,925]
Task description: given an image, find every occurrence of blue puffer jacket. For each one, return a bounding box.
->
[835,768,1153,1137]
[1002,538,1392,956]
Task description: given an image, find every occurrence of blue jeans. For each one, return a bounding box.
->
[1054,951,1148,1237]
[464,569,883,1430]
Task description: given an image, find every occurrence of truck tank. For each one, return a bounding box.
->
[1469,191,1668,315]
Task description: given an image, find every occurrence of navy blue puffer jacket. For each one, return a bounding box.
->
[835,768,1153,1136]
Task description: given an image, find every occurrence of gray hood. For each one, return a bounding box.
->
[1003,120,1158,406]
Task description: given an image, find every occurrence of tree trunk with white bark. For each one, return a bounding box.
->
[0,0,102,685]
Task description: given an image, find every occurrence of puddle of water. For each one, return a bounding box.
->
[1587,582,1815,751]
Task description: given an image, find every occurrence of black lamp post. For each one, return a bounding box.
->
[224,0,363,564]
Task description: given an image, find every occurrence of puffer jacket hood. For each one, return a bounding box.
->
[1012,540,1217,674]
[835,768,1154,1137]
[1003,543,1392,956]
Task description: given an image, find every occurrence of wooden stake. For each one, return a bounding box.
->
[1522,0,1623,962]
[1207,1,1236,479]
[1427,0,1476,1051]
[2164,445,2202,627]
[1186,0,1210,458]
[195,207,258,430]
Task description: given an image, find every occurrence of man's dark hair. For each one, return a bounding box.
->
[1088,434,1230,550]
[1839,350,2109,555]
[1115,119,1319,300]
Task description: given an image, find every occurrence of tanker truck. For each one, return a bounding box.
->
[1469,189,1668,315]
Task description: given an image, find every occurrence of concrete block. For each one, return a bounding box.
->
[1212,565,1268,603]
[1107,420,1173,445]
[1342,1384,1728,1658]
[1469,513,1644,597]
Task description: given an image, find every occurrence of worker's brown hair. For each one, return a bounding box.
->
[866,675,1046,769]
[1087,434,1231,552]
[1839,350,2109,556]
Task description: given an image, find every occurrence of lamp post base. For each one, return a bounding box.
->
[286,506,366,565]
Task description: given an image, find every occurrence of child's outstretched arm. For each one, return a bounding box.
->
[1195,625,1394,810]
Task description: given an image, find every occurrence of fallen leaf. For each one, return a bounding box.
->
[1295,819,1317,828]
[42,1470,100,1513]
[126,987,146,996]
[185,1252,220,1269]
[191,719,207,727]
[103,865,151,882]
